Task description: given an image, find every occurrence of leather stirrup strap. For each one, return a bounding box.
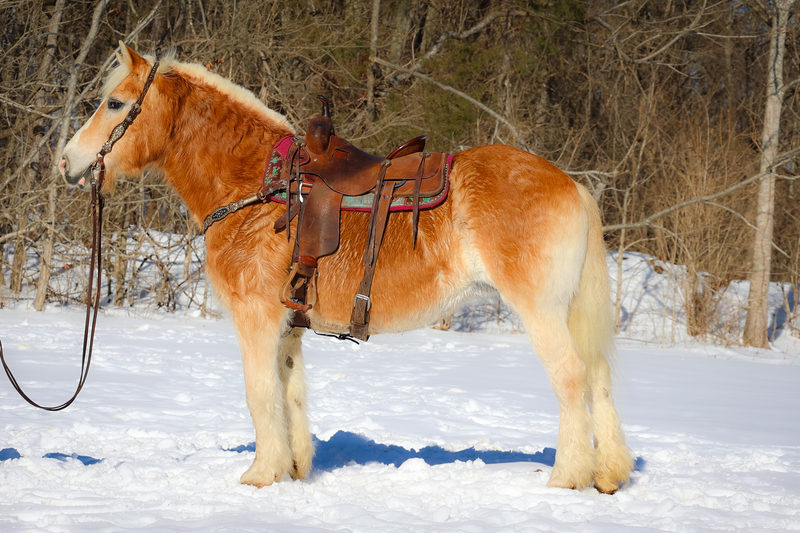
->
[363,160,391,266]
[350,162,394,341]
[412,152,429,248]
[285,140,305,243]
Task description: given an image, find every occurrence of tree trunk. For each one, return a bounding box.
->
[9,0,64,301]
[33,186,56,311]
[365,0,381,117]
[743,0,796,347]
[9,210,27,297]
[388,0,412,64]
[114,212,132,306]
[419,0,441,56]
[723,2,736,134]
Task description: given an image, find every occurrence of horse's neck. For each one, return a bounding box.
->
[161,82,290,225]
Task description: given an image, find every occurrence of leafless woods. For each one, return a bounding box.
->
[1,0,799,345]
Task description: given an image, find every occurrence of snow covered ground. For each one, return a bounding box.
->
[1,300,799,532]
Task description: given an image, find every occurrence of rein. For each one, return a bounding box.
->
[0,61,159,411]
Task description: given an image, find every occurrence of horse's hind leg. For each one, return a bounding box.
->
[489,210,632,491]
[277,328,314,479]
[568,183,633,492]
[518,306,596,489]
[472,185,596,489]
[585,355,632,493]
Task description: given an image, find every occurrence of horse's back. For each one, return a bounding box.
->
[307,144,585,334]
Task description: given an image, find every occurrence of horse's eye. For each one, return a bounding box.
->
[107,99,124,110]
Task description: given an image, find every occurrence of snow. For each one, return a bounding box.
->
[1,302,799,532]
[2,245,800,531]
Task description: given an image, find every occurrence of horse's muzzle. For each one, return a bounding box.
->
[60,157,92,191]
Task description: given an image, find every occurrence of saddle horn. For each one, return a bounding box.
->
[307,95,335,153]
[317,95,330,118]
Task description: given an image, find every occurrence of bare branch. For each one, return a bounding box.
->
[370,56,530,152]
[0,221,41,246]
[633,2,708,64]
[603,148,800,232]
[388,10,527,84]
[781,75,800,96]
[563,170,617,178]
[53,0,111,173]
[0,95,59,120]
[595,1,712,66]
[705,201,790,259]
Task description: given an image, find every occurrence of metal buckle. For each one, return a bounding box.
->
[353,293,371,311]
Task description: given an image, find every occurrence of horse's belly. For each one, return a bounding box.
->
[307,204,471,335]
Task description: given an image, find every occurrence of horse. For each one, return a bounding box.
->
[59,43,633,493]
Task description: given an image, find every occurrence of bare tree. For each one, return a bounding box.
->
[743,0,799,347]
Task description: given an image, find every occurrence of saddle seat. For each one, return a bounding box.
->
[265,96,453,341]
[297,116,445,197]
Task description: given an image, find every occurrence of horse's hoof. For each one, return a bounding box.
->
[595,483,618,495]
[241,464,286,487]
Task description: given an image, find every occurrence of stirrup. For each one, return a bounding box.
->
[280,258,318,312]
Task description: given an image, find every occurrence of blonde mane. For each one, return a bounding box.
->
[102,51,295,134]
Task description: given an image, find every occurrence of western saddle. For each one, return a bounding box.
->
[203,96,453,341]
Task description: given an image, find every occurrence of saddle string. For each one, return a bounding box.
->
[0,61,159,411]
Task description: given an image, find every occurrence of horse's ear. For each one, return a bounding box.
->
[117,41,151,78]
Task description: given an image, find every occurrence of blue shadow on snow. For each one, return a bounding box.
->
[0,448,21,461]
[0,448,101,465]
[768,286,796,341]
[43,452,102,465]
[3,440,644,475]
[225,430,556,471]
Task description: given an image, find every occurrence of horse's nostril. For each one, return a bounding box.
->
[58,158,67,178]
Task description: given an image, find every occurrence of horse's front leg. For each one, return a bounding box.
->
[277,327,314,479]
[232,301,294,487]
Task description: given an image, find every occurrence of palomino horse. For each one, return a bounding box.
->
[60,44,633,493]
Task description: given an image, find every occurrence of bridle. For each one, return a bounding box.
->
[0,60,160,411]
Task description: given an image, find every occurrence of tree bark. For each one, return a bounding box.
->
[419,0,441,56]
[743,0,797,347]
[9,211,27,297]
[365,0,381,118]
[33,187,55,311]
[114,212,132,306]
[388,0,412,65]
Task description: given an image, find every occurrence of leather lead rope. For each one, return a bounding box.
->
[0,60,159,410]
[0,188,104,411]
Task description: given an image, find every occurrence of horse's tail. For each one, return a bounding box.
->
[568,183,614,367]
[569,183,633,487]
